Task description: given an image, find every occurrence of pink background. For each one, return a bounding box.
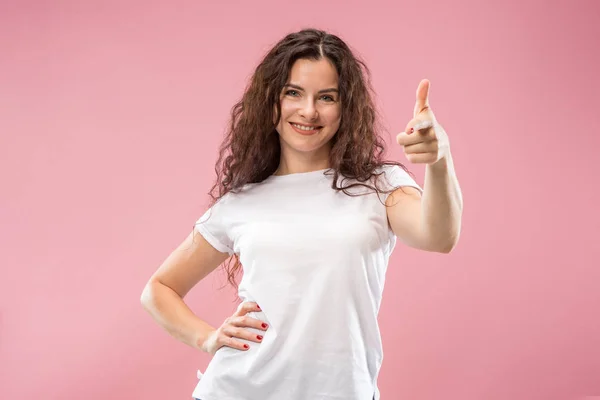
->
[1,0,599,399]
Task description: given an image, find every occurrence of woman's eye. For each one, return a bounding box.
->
[284,90,335,102]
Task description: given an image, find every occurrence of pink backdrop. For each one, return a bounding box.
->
[1,0,599,399]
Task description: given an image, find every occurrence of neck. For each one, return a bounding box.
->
[275,147,331,176]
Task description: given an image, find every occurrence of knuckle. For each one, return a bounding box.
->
[216,334,226,345]
[242,329,253,340]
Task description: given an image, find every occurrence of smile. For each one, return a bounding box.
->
[290,122,323,135]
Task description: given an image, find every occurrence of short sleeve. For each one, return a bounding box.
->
[194,197,235,255]
[379,164,423,200]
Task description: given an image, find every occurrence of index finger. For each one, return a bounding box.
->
[406,120,434,133]
[397,131,426,146]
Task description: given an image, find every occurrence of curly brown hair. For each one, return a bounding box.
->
[205,28,411,288]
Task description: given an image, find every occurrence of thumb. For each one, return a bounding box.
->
[414,79,430,117]
[236,301,259,316]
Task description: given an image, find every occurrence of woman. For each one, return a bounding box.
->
[141,28,463,400]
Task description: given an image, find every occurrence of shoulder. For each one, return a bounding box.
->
[207,180,270,211]
[372,163,416,187]
[374,163,411,178]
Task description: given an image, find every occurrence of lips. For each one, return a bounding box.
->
[289,122,323,135]
[290,122,322,128]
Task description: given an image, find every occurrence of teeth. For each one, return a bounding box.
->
[292,123,320,131]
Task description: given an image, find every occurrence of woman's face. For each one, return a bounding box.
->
[274,58,342,157]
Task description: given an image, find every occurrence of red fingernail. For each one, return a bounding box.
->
[243,344,249,349]
[257,335,263,340]
[408,127,414,134]
[257,304,261,310]
[261,323,268,328]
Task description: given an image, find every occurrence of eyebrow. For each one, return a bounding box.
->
[284,83,339,94]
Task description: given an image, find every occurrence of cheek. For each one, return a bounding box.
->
[279,101,295,118]
[275,102,295,127]
[324,108,342,128]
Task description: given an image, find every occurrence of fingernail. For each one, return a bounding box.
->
[261,323,268,329]
[257,335,263,340]
[256,304,261,310]
[408,127,414,134]
[243,344,249,349]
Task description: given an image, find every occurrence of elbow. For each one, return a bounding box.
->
[140,279,157,311]
[437,221,461,253]
[440,232,460,253]
[420,216,462,254]
[140,285,150,311]
[429,231,460,254]
[438,241,457,254]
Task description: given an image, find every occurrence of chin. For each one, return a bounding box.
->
[281,139,322,153]
[281,134,331,154]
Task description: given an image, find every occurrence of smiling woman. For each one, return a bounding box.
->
[273,58,342,171]
[141,27,462,400]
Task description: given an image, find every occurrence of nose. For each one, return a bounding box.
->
[299,98,319,121]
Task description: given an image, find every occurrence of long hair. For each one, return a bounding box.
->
[207,28,411,288]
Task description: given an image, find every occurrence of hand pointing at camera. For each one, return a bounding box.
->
[396,79,450,165]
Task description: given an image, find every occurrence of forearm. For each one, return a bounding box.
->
[421,151,463,252]
[141,280,215,350]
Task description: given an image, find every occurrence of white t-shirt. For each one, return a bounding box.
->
[192,164,421,400]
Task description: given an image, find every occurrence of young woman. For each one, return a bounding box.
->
[141,28,463,400]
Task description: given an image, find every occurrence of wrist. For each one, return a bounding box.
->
[194,325,217,353]
[429,151,451,172]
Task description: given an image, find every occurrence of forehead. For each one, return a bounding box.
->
[287,58,339,88]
